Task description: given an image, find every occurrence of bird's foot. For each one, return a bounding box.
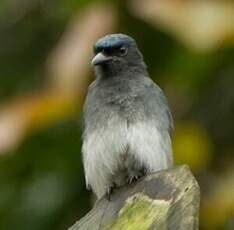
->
[105,183,116,201]
[127,168,147,184]
[128,174,141,184]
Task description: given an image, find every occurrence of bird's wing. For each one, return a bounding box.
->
[81,80,98,131]
[142,79,174,137]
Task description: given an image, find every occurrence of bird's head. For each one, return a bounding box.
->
[92,34,146,77]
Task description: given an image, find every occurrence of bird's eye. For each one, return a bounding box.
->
[118,46,128,56]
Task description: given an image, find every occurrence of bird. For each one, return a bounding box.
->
[82,34,173,200]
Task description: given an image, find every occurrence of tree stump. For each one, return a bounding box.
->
[69,165,200,230]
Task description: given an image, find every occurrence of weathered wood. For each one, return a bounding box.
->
[69,165,200,230]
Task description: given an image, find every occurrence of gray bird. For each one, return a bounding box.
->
[82,34,173,199]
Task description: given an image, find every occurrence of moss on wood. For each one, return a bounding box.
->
[69,165,200,230]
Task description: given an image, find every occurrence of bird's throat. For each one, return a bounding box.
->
[95,62,147,80]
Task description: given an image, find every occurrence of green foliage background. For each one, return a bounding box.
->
[0,1,233,229]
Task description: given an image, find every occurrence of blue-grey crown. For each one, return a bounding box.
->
[94,34,136,52]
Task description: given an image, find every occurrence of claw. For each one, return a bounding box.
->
[106,187,112,201]
[105,183,116,201]
[128,174,141,184]
[128,168,147,184]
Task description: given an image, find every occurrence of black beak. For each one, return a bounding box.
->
[91,52,111,66]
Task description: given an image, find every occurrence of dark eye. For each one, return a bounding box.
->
[118,46,128,56]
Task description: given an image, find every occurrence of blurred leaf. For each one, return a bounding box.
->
[0,118,87,230]
[173,121,213,171]
[201,169,234,229]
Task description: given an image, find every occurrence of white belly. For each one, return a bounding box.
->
[82,119,172,197]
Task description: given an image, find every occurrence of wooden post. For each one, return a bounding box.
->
[69,165,200,230]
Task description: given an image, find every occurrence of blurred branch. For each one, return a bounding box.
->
[47,4,117,98]
[129,0,234,52]
[0,3,117,154]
